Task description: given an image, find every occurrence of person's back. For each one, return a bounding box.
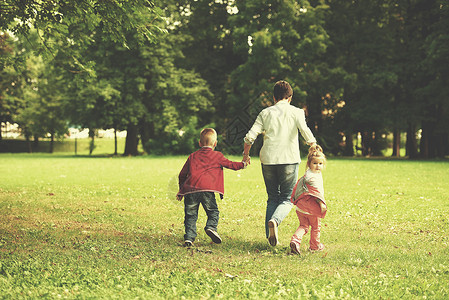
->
[178,128,246,247]
[179,147,243,196]
[242,80,317,247]
[257,100,309,165]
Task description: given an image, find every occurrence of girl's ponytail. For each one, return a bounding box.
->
[306,145,326,170]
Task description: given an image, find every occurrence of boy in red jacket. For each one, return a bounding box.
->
[177,128,247,247]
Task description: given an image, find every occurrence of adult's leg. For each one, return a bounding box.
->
[270,164,298,226]
[262,164,280,238]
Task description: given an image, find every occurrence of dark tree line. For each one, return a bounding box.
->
[1,0,448,158]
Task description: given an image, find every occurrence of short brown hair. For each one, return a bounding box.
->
[200,128,217,147]
[273,80,293,101]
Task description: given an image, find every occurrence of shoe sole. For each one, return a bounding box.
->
[290,242,301,255]
[205,229,222,244]
[268,220,278,246]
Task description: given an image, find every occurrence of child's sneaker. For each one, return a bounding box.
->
[290,241,301,255]
[184,240,194,247]
[205,229,222,244]
[290,236,301,255]
[268,219,278,246]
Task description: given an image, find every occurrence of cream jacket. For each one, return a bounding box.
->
[244,100,316,165]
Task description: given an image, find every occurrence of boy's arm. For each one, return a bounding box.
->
[177,157,190,200]
[219,153,246,170]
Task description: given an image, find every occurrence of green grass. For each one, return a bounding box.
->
[1,154,448,299]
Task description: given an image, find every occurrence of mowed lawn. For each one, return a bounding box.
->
[0,154,448,299]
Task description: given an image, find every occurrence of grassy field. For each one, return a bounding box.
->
[0,154,448,299]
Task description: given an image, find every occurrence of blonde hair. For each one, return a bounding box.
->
[200,128,217,147]
[306,145,326,170]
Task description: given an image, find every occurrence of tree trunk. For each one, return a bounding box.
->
[361,131,371,156]
[371,131,383,156]
[392,129,401,157]
[49,132,54,154]
[89,128,96,155]
[406,123,418,158]
[33,136,39,152]
[139,120,155,154]
[438,134,448,158]
[25,132,32,153]
[343,131,354,156]
[124,123,139,156]
[420,120,438,159]
[114,128,118,156]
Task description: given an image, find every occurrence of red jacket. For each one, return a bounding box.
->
[178,147,245,197]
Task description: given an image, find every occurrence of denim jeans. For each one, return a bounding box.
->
[262,163,298,238]
[184,192,219,242]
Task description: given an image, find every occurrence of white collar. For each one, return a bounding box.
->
[275,99,290,105]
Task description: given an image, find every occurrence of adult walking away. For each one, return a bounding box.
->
[242,80,317,246]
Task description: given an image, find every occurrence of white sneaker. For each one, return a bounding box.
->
[205,229,222,244]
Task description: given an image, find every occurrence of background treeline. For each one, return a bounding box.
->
[1,0,448,158]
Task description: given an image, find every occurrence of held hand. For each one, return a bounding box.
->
[242,154,251,165]
[176,194,183,201]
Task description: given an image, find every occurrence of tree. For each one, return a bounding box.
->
[0,0,163,49]
[138,26,213,155]
[418,0,449,158]
[225,0,333,153]
[13,52,68,153]
[0,32,21,141]
[325,0,404,156]
[173,0,242,130]
[1,1,166,155]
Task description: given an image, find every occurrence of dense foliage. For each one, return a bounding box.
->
[1,0,448,158]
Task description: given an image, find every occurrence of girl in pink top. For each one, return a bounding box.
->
[290,145,327,255]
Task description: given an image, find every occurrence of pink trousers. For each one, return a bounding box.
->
[291,210,323,251]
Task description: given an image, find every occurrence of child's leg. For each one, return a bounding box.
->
[184,193,201,242]
[290,211,310,254]
[200,192,219,232]
[200,192,221,243]
[292,211,310,242]
[309,216,324,251]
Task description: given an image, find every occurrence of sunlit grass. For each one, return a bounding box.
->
[1,154,448,298]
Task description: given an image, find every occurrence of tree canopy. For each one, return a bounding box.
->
[1,0,448,158]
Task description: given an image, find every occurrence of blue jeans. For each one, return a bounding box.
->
[184,192,219,242]
[262,164,299,238]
